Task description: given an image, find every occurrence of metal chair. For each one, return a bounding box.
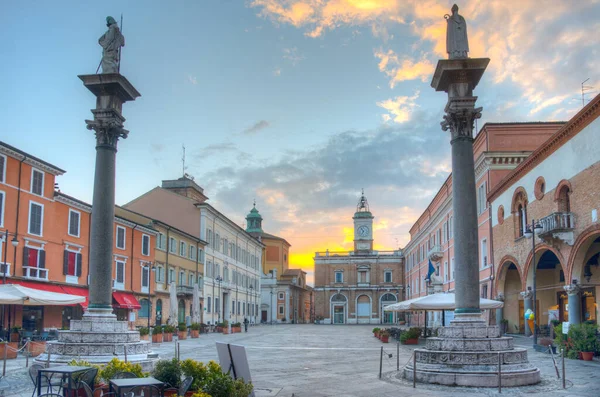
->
[29,364,63,397]
[76,368,99,388]
[112,371,138,379]
[37,394,63,397]
[127,385,162,397]
[163,376,193,396]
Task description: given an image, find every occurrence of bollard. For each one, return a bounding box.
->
[378,346,383,379]
[26,340,30,368]
[412,352,416,388]
[177,342,181,361]
[124,345,128,363]
[2,343,7,377]
[396,341,400,371]
[46,351,50,368]
[498,352,502,393]
[561,348,566,389]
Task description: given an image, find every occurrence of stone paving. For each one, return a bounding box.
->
[1,325,599,396]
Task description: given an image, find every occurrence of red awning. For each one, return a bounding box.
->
[6,280,66,294]
[61,286,89,309]
[112,291,141,310]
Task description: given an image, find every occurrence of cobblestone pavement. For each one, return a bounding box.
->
[1,325,599,396]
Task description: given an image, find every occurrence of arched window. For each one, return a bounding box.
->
[512,188,528,238]
[139,299,150,318]
[331,293,347,303]
[557,185,571,212]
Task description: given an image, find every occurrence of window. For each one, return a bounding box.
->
[139,299,150,318]
[384,270,392,283]
[169,237,177,253]
[155,266,165,282]
[481,239,488,268]
[278,305,284,315]
[278,292,284,300]
[142,234,150,256]
[28,201,44,236]
[232,300,235,314]
[31,169,44,196]
[358,270,368,283]
[207,297,212,313]
[215,297,220,313]
[168,268,175,284]
[189,273,194,286]
[189,245,196,260]
[179,271,185,285]
[449,216,453,239]
[0,191,4,228]
[334,271,343,283]
[115,260,125,286]
[68,210,80,237]
[223,238,228,255]
[444,261,448,282]
[63,250,82,277]
[451,257,455,280]
[116,226,126,249]
[0,154,5,183]
[237,301,240,315]
[207,229,212,245]
[198,248,205,263]
[157,233,166,250]
[481,284,488,299]
[477,182,487,214]
[142,266,150,289]
[215,233,220,250]
[179,241,186,257]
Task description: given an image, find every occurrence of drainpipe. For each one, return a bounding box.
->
[165,226,171,284]
[130,225,138,291]
[13,155,26,267]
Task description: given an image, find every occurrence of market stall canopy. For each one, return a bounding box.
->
[383,293,504,312]
[0,284,86,306]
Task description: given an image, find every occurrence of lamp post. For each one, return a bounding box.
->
[249,284,254,324]
[1,231,19,337]
[405,284,411,326]
[270,289,274,325]
[524,219,543,346]
[215,275,223,323]
[143,264,156,329]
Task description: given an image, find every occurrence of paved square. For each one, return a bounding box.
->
[2,325,600,396]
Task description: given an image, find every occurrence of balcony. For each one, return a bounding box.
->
[538,212,575,245]
[428,245,443,261]
[23,266,48,281]
[177,285,194,296]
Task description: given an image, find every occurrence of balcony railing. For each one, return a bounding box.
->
[428,245,443,261]
[23,266,48,281]
[0,263,10,277]
[177,285,194,295]
[539,212,575,234]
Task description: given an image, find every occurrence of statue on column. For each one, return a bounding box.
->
[445,4,469,59]
[99,16,124,74]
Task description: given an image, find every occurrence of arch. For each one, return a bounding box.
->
[553,179,573,202]
[330,293,347,303]
[534,176,546,200]
[522,243,566,287]
[139,298,150,318]
[380,293,397,302]
[494,255,523,297]
[356,294,372,324]
[330,293,348,324]
[178,299,186,324]
[511,187,528,238]
[566,224,600,282]
[511,187,529,214]
[498,205,505,225]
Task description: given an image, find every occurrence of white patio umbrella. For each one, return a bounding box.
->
[192,283,200,324]
[168,282,178,326]
[383,292,504,312]
[0,284,86,305]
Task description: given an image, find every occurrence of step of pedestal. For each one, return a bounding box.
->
[46,340,150,356]
[58,331,140,343]
[414,347,530,365]
[437,325,500,339]
[70,319,128,333]
[426,336,513,351]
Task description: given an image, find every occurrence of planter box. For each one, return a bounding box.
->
[402,339,419,345]
[233,327,241,333]
[223,328,230,334]
[178,331,187,340]
[191,330,199,338]
[0,343,18,359]
[381,336,389,343]
[29,341,46,357]
[216,327,223,333]
[581,352,594,361]
[163,333,173,342]
[140,335,149,341]
[10,333,19,343]
[152,334,163,343]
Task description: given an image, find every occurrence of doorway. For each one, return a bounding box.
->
[333,306,345,324]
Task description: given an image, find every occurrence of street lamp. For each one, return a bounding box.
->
[249,284,254,324]
[1,231,19,337]
[143,264,156,329]
[215,275,223,323]
[270,289,274,325]
[524,219,543,346]
[405,284,411,326]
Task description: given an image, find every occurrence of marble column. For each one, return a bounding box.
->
[564,283,582,325]
[521,289,533,336]
[79,73,140,317]
[495,293,504,330]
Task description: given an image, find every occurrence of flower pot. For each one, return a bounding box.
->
[29,341,46,357]
[216,326,223,333]
[163,333,173,342]
[0,343,18,359]
[10,333,19,343]
[402,339,419,345]
[152,334,163,343]
[234,326,241,333]
[93,385,109,397]
[191,330,199,338]
[140,335,149,341]
[381,336,389,343]
[223,328,230,334]
[581,351,594,361]
[178,331,187,340]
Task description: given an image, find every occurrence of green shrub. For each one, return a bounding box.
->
[139,327,149,336]
[178,323,187,332]
[232,322,241,328]
[202,361,253,397]
[569,323,598,353]
[191,323,201,331]
[400,327,421,343]
[153,358,182,388]
[99,358,145,383]
[152,326,163,334]
[163,324,176,333]
[372,327,380,333]
[181,359,209,392]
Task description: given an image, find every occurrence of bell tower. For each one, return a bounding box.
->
[353,190,374,252]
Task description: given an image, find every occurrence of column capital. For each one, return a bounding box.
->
[441,96,482,141]
[564,283,581,296]
[520,290,533,300]
[85,108,128,150]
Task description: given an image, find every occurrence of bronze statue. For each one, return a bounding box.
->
[99,16,124,73]
[445,4,469,59]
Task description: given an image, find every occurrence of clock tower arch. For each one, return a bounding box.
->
[353,190,374,252]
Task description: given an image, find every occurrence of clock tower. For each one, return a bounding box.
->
[353,190,374,252]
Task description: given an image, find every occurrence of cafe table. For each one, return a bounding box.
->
[37,365,93,396]
[109,377,165,397]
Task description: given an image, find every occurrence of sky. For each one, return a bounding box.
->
[2,0,599,285]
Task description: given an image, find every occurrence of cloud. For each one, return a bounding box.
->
[377,91,420,123]
[374,49,434,87]
[150,143,165,152]
[273,67,282,76]
[187,75,198,85]
[243,120,271,135]
[194,142,238,159]
[283,47,304,66]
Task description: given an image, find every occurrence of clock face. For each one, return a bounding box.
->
[357,226,370,237]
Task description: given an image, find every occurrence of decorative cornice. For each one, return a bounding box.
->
[489,94,600,202]
[0,143,66,175]
[474,152,531,182]
[55,195,92,213]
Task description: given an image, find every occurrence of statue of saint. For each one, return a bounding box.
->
[99,16,124,73]
[445,4,469,59]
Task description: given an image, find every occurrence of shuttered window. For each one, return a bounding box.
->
[63,250,82,277]
[28,202,43,236]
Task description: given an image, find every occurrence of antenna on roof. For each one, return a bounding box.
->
[182,144,187,177]
[581,78,594,108]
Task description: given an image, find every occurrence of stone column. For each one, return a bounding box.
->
[521,289,533,336]
[79,74,140,317]
[564,283,582,325]
[495,293,504,330]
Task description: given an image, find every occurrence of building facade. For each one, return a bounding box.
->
[489,94,600,334]
[403,122,563,327]
[313,193,404,324]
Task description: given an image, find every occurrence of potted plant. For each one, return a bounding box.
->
[152,326,163,343]
[222,320,230,334]
[153,358,182,390]
[570,323,598,361]
[98,358,145,383]
[231,322,242,333]
[139,327,149,341]
[200,323,209,334]
[9,326,21,343]
[400,327,421,345]
[163,325,175,342]
[178,323,187,340]
[380,330,390,343]
[190,323,200,338]
[216,322,224,333]
[373,327,380,338]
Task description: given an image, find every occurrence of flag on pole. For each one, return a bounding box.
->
[426,259,436,281]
